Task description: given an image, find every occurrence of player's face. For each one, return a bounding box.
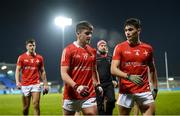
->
[98,43,107,53]
[26,42,36,54]
[77,29,93,45]
[124,25,140,43]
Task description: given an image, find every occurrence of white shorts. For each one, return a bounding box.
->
[21,84,41,96]
[63,97,97,112]
[116,92,154,108]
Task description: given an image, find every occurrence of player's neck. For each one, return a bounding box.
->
[26,51,36,56]
[75,40,86,48]
[128,38,141,46]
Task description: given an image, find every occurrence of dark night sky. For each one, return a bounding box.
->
[0,0,179,82]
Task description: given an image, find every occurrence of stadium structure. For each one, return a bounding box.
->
[0,62,180,95]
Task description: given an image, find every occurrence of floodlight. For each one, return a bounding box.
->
[168,78,174,81]
[1,65,7,70]
[7,70,14,76]
[54,16,72,29]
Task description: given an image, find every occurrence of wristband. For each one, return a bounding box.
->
[73,83,80,91]
[127,73,130,79]
[154,88,158,93]
[95,84,101,88]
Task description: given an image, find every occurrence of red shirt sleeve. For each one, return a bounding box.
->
[61,47,71,66]
[112,44,122,60]
[17,55,23,66]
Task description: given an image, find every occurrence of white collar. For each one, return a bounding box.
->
[26,52,36,56]
[73,41,85,48]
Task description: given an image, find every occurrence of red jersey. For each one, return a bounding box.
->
[112,41,154,94]
[61,42,96,100]
[17,52,44,86]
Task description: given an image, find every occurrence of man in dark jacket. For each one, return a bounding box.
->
[96,40,117,115]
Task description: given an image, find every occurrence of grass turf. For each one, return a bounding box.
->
[0,91,180,115]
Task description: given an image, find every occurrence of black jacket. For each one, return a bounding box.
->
[96,53,116,86]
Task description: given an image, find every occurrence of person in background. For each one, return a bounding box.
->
[96,40,117,115]
[60,21,103,115]
[111,18,158,115]
[15,39,48,115]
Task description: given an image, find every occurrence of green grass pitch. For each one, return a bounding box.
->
[0,91,180,115]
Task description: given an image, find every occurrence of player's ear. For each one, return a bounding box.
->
[137,28,141,34]
[76,32,78,36]
[26,44,28,50]
[76,31,80,36]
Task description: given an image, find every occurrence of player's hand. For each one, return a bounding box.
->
[152,89,158,100]
[43,86,49,95]
[127,74,143,86]
[112,80,118,88]
[74,84,90,97]
[16,82,21,90]
[95,84,103,96]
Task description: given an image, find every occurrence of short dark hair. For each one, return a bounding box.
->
[76,21,93,33]
[26,39,35,45]
[124,18,141,29]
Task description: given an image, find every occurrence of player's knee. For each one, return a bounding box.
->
[84,111,97,115]
[23,107,29,111]
[23,104,30,110]
[33,102,40,109]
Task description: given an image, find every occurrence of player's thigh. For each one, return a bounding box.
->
[31,84,41,105]
[22,95,31,107]
[31,92,41,105]
[82,105,97,115]
[63,99,81,113]
[63,108,76,116]
[135,92,155,114]
[81,97,97,115]
[116,94,134,115]
[139,102,155,115]
[118,105,132,115]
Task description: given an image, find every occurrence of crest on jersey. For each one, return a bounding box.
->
[143,50,148,56]
[134,49,140,56]
[82,53,88,60]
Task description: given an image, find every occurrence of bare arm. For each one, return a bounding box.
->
[149,62,158,90]
[40,66,48,87]
[61,66,76,88]
[111,60,128,78]
[40,66,49,95]
[61,66,90,97]
[92,65,103,95]
[149,62,158,99]
[92,65,101,86]
[15,65,21,88]
[111,59,143,85]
